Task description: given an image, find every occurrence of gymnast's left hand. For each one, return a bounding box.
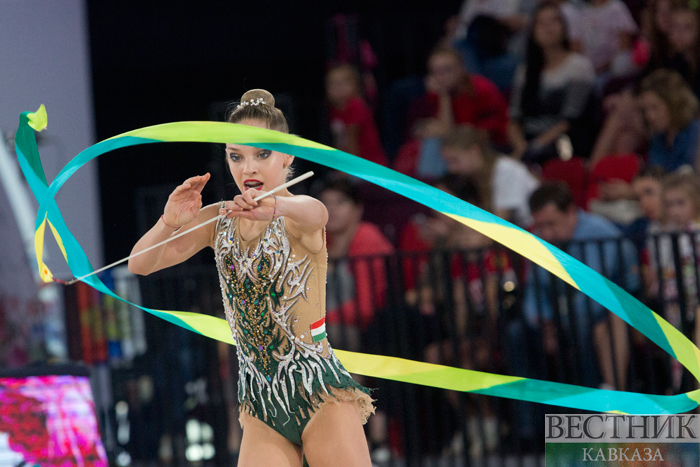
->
[219,188,276,221]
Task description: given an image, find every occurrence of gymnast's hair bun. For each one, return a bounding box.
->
[240,89,275,107]
[227,88,288,133]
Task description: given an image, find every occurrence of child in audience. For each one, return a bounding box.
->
[629,166,666,250]
[327,64,388,166]
[648,171,700,391]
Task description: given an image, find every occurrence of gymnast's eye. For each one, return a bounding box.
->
[228,153,241,162]
[257,150,271,159]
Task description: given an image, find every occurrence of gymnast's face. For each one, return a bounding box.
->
[225,119,293,194]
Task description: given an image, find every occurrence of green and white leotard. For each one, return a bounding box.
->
[214,213,374,445]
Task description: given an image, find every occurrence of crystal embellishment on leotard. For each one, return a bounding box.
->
[214,215,357,427]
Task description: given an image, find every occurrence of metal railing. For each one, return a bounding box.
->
[74,231,700,466]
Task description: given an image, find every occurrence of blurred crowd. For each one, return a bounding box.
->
[317,0,700,458]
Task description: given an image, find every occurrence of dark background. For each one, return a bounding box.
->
[88,0,461,263]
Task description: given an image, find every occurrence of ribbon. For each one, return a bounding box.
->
[15,105,700,414]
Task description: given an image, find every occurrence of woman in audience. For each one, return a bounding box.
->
[579,0,638,78]
[326,64,388,166]
[442,125,539,228]
[638,69,700,172]
[508,2,597,163]
[639,0,674,71]
[666,4,700,96]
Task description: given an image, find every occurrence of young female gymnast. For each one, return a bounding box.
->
[128,89,374,467]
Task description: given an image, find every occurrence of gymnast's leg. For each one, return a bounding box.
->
[237,412,303,467]
[301,401,372,467]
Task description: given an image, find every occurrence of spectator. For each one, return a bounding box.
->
[647,171,700,391]
[579,0,638,78]
[319,176,394,349]
[402,175,513,456]
[399,174,483,304]
[548,0,584,49]
[450,0,532,92]
[326,63,389,166]
[508,2,597,164]
[633,166,666,228]
[638,69,700,172]
[586,90,646,225]
[510,182,638,393]
[666,4,700,96]
[392,119,449,179]
[443,125,540,227]
[633,166,666,314]
[627,166,666,250]
[407,46,509,146]
[639,0,674,71]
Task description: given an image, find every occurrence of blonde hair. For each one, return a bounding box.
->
[639,69,699,132]
[226,89,293,180]
[662,169,700,218]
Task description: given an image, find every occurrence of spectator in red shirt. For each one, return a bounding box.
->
[407,46,509,146]
[327,64,389,166]
[586,90,647,225]
[393,47,509,180]
[319,176,394,349]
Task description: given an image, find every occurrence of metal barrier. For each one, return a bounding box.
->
[73,232,700,466]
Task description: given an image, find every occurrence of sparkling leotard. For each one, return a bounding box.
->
[214,213,374,445]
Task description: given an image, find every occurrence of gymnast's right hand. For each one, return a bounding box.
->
[162,173,211,228]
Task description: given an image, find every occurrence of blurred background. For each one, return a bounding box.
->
[2,0,700,465]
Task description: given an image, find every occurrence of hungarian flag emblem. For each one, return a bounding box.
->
[310,317,326,342]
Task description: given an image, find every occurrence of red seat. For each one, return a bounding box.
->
[541,157,589,209]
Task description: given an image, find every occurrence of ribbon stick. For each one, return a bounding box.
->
[15,105,700,414]
[57,171,314,285]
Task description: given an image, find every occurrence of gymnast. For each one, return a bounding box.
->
[128,89,374,467]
